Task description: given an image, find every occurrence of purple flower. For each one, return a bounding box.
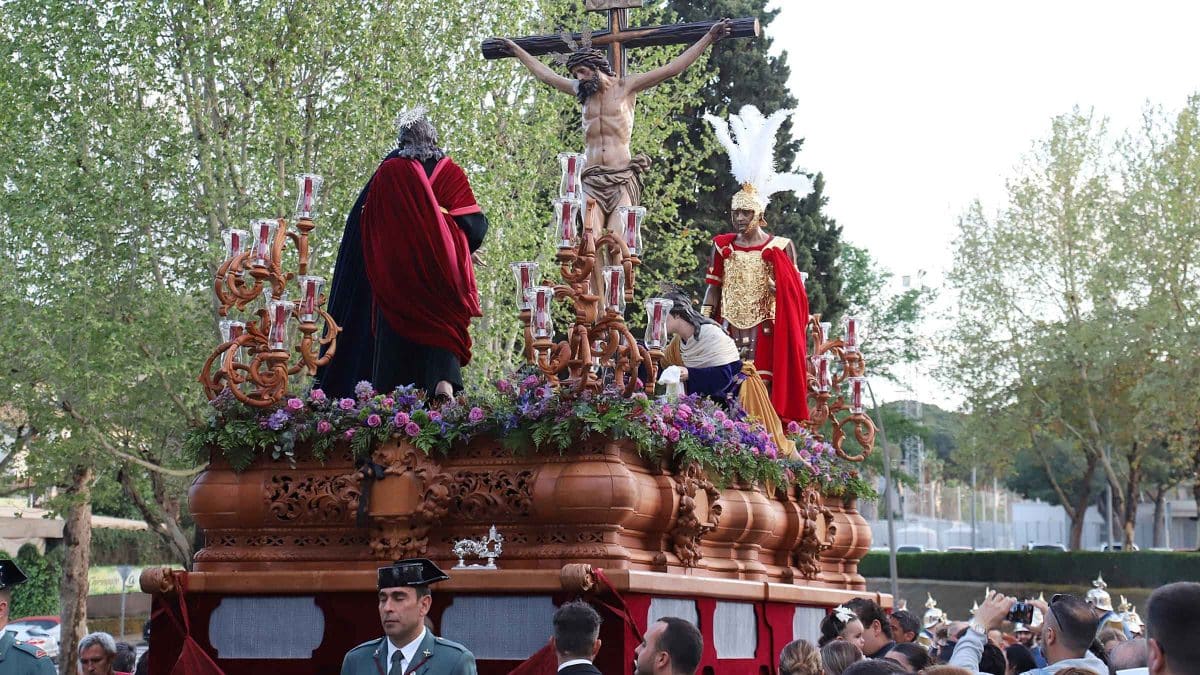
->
[405,422,421,437]
[666,427,681,443]
[308,388,326,402]
[338,398,356,411]
[766,446,778,459]
[786,420,802,435]
[521,375,539,389]
[286,397,304,411]
[344,428,356,439]
[393,411,410,426]
[267,409,290,430]
[722,419,736,432]
[366,414,382,428]
[713,410,727,422]
[429,411,442,422]
[354,380,375,399]
[382,397,395,409]
[317,420,332,434]
[468,407,485,423]
[496,379,512,393]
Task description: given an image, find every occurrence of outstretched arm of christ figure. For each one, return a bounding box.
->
[625,19,732,95]
[501,38,576,95]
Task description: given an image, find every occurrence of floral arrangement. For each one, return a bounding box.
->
[185,373,875,497]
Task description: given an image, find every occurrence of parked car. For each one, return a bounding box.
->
[1099,543,1140,551]
[1023,542,1068,552]
[6,615,60,662]
[896,544,932,553]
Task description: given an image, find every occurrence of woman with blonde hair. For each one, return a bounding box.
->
[779,638,822,675]
[819,640,863,675]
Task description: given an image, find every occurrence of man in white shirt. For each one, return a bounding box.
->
[341,558,476,675]
[552,601,603,675]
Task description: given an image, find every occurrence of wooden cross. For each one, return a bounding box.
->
[481,0,760,78]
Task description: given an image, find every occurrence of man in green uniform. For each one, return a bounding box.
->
[0,560,55,675]
[341,558,476,675]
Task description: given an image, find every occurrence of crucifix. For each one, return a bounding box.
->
[482,2,760,78]
[483,1,759,241]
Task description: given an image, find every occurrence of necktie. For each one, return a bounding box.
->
[390,651,405,675]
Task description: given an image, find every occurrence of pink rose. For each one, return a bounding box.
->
[366,414,382,428]
[382,397,395,409]
[338,398,355,410]
[468,407,485,423]
[496,379,512,393]
[429,411,442,422]
[722,419,735,432]
[286,397,304,411]
[666,427,681,443]
[786,420,802,435]
[317,420,332,434]
[393,412,410,426]
[309,388,326,401]
[405,422,421,437]
[344,428,356,439]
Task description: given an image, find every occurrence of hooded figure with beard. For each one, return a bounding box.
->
[317,108,489,401]
[501,20,731,242]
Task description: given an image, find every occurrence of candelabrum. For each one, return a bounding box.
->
[805,315,877,461]
[199,174,341,407]
[511,156,660,396]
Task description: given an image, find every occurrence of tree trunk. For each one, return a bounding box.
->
[117,468,193,568]
[1153,486,1167,548]
[1122,443,1141,548]
[1068,456,1099,550]
[59,464,94,675]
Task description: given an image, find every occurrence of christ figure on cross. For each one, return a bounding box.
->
[500,18,731,240]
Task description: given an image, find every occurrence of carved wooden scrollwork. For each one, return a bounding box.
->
[794,486,835,579]
[450,468,536,520]
[669,463,722,567]
[366,445,455,560]
[265,473,361,523]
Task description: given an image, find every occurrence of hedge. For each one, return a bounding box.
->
[90,527,180,566]
[859,550,1200,588]
[1,544,62,617]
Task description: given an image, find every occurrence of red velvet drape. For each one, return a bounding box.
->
[361,157,482,365]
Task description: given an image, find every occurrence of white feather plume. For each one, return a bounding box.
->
[704,104,814,208]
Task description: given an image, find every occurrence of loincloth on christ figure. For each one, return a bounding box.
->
[581,154,651,214]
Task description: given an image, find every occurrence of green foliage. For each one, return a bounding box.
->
[859,550,1200,589]
[1,545,61,618]
[665,0,845,320]
[90,528,179,567]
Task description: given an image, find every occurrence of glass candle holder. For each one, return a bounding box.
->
[296,275,324,323]
[819,321,832,343]
[295,174,324,220]
[616,205,646,256]
[509,262,540,311]
[553,197,583,249]
[602,266,626,314]
[219,319,245,345]
[844,316,865,353]
[558,152,585,199]
[848,376,866,414]
[644,297,672,350]
[222,228,248,262]
[526,286,555,339]
[266,299,295,351]
[814,354,833,392]
[251,219,278,268]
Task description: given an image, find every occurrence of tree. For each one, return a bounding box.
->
[0,1,718,666]
[666,0,846,321]
[840,244,934,384]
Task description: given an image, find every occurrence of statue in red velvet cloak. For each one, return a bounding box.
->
[318,108,488,399]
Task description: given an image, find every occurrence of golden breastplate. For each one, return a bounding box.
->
[721,249,775,330]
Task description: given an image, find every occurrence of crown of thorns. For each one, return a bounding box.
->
[394,106,429,136]
[549,23,608,67]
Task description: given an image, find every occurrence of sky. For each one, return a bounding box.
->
[768,0,1200,407]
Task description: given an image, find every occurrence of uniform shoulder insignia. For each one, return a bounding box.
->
[13,640,47,658]
[433,636,469,653]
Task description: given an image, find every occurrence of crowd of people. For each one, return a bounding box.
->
[775,582,1198,675]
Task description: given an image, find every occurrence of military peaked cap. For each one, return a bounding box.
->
[0,560,28,591]
[378,558,450,590]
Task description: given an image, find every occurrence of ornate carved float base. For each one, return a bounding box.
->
[190,437,871,589]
